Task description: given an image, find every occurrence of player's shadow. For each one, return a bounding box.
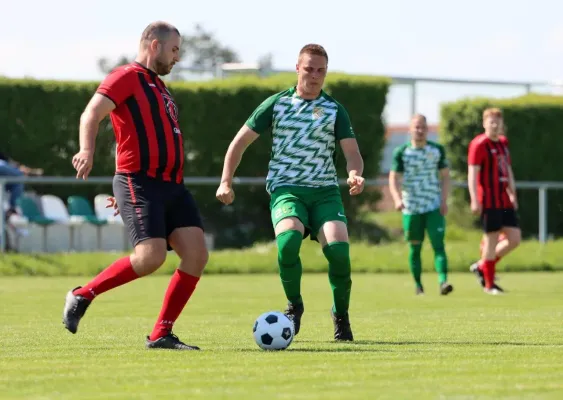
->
[329,340,563,347]
[237,347,392,353]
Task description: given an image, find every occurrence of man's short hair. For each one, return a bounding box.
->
[483,107,503,121]
[298,44,328,63]
[411,113,427,124]
[140,21,180,46]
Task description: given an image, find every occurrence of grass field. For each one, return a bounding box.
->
[1,273,562,399]
[2,211,563,276]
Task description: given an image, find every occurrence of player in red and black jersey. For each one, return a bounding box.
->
[467,108,521,295]
[62,21,208,350]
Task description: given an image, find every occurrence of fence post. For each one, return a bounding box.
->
[538,186,547,243]
[0,181,5,253]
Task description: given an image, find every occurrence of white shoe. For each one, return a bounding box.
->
[484,287,502,295]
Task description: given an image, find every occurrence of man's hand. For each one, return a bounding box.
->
[440,200,448,216]
[72,150,94,180]
[394,198,404,211]
[470,199,482,215]
[106,196,119,216]
[216,182,235,205]
[509,192,518,210]
[347,172,365,196]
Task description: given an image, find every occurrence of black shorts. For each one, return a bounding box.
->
[113,173,204,249]
[480,208,519,233]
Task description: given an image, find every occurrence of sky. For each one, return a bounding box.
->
[2,0,563,123]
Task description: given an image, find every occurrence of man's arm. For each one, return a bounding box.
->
[73,68,132,180]
[467,140,483,212]
[220,125,260,186]
[79,94,116,152]
[507,166,516,195]
[388,147,405,210]
[506,165,518,209]
[339,138,364,177]
[438,145,450,210]
[467,165,480,205]
[440,167,450,212]
[388,170,403,206]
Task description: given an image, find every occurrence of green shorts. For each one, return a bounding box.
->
[402,208,445,243]
[270,185,347,241]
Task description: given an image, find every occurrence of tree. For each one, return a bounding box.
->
[97,24,241,76]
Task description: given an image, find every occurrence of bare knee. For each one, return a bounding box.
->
[169,227,209,277]
[130,240,167,276]
[275,217,305,237]
[505,228,521,248]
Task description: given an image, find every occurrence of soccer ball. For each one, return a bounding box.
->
[252,311,295,351]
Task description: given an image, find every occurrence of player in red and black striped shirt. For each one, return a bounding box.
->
[63,21,208,350]
[467,108,521,295]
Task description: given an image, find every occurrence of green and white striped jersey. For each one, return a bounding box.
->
[391,141,448,215]
[245,86,355,193]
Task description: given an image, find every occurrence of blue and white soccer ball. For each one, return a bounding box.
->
[252,311,295,350]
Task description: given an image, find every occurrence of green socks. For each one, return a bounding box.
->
[409,243,423,287]
[409,243,448,286]
[323,242,352,316]
[433,245,448,284]
[277,233,353,316]
[276,230,303,305]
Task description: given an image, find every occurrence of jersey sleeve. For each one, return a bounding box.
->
[96,68,134,107]
[391,147,404,173]
[467,139,484,166]
[438,144,449,169]
[245,94,277,134]
[335,103,356,140]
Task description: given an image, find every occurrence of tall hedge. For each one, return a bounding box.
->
[440,94,563,238]
[0,74,390,248]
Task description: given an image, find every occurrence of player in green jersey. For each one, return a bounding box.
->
[388,114,454,296]
[216,44,365,341]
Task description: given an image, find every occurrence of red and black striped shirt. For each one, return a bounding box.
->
[97,62,184,183]
[468,133,512,209]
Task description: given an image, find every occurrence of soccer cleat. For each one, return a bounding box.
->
[492,283,505,293]
[416,285,424,295]
[145,332,200,350]
[440,282,454,295]
[469,262,486,288]
[484,287,502,295]
[62,286,91,334]
[331,309,354,341]
[284,302,304,335]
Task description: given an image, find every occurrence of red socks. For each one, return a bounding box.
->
[481,259,496,289]
[149,270,200,341]
[73,259,199,341]
[73,257,138,301]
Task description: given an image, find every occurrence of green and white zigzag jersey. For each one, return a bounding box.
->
[245,86,355,193]
[391,141,448,215]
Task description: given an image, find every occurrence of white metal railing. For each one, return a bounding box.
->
[174,65,553,116]
[0,176,559,252]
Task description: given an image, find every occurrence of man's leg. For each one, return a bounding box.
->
[479,209,503,294]
[497,209,521,259]
[472,232,506,277]
[146,186,208,350]
[0,163,24,212]
[312,189,353,341]
[426,209,453,295]
[271,190,308,335]
[62,174,168,334]
[403,213,425,294]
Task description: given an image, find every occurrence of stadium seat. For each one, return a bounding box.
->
[16,195,55,251]
[67,195,107,250]
[40,194,84,251]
